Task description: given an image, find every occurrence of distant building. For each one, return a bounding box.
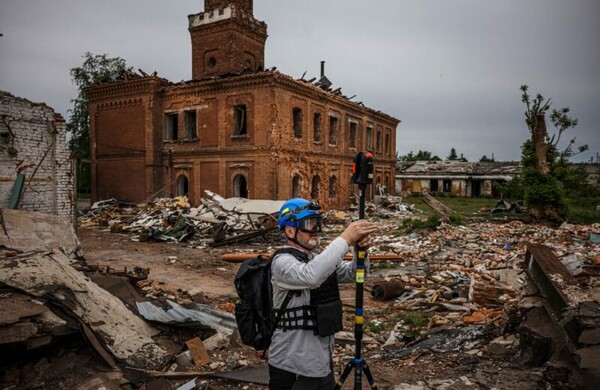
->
[0,91,74,217]
[396,161,521,197]
[88,0,399,208]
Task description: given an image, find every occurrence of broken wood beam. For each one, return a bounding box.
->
[421,192,457,220]
[221,253,403,263]
[125,367,214,379]
[524,244,592,352]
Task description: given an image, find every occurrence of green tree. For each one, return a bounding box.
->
[68,52,127,193]
[519,85,588,221]
[398,150,441,161]
[446,148,458,161]
[479,155,496,162]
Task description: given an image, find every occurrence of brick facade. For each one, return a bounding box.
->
[88,1,399,209]
[0,91,74,218]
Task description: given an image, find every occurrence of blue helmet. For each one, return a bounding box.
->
[277,198,322,232]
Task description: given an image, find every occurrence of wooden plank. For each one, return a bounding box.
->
[185,337,211,367]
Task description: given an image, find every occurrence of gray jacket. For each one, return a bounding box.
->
[268,237,367,377]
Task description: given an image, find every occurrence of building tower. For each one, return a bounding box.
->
[188,0,267,79]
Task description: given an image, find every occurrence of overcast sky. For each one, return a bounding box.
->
[1,0,598,162]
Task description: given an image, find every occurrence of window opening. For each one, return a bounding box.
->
[165,113,178,140]
[313,112,321,142]
[292,175,301,198]
[293,107,303,138]
[311,175,321,200]
[234,105,247,136]
[376,130,382,152]
[234,174,248,198]
[185,110,197,140]
[177,175,189,196]
[329,116,338,145]
[385,133,390,155]
[366,126,373,151]
[329,176,337,198]
[443,179,452,192]
[349,122,357,148]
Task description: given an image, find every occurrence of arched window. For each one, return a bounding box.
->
[329,176,337,199]
[292,175,301,198]
[233,174,248,198]
[177,175,189,197]
[311,175,321,200]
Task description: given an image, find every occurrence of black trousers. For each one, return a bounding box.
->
[269,364,335,390]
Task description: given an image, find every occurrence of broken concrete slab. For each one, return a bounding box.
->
[0,250,170,369]
[0,208,80,257]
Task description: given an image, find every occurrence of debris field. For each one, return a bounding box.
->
[1,194,599,389]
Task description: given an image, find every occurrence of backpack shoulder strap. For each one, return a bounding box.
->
[268,247,308,340]
[272,247,310,263]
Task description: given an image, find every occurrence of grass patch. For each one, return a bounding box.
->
[365,319,388,334]
[565,196,600,224]
[396,313,428,338]
[403,195,527,221]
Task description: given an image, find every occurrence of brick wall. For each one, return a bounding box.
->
[0,91,73,218]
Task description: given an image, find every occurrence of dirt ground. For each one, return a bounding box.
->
[71,226,581,390]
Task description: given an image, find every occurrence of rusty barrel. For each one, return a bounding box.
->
[371,280,405,301]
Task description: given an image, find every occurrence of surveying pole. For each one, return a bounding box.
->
[335,151,378,390]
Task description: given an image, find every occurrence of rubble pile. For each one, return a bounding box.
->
[80,193,423,248]
[79,192,284,246]
[329,219,600,387]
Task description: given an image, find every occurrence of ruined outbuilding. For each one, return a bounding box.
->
[396,161,521,197]
[88,0,399,209]
[0,91,73,218]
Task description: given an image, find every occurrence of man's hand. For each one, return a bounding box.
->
[340,220,378,246]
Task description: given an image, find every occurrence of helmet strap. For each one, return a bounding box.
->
[284,226,316,252]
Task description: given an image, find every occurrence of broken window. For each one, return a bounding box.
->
[177,175,189,196]
[443,179,452,192]
[311,175,321,200]
[185,110,197,140]
[385,132,390,155]
[292,175,301,198]
[430,179,439,192]
[329,116,338,145]
[165,113,178,140]
[376,130,382,152]
[233,174,248,198]
[234,105,247,136]
[349,121,357,149]
[293,107,303,139]
[329,176,337,199]
[313,112,321,142]
[366,126,373,151]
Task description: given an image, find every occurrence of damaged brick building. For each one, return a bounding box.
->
[88,0,399,208]
[0,91,74,218]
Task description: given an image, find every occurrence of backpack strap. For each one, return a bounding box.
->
[268,289,295,342]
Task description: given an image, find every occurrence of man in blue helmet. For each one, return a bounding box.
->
[268,197,378,390]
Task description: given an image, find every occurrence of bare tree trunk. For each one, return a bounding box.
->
[528,112,561,221]
[531,113,551,175]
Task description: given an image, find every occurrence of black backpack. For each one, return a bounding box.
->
[234,248,302,351]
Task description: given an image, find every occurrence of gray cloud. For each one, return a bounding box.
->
[1,0,598,162]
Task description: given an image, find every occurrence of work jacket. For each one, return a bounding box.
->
[269,237,367,377]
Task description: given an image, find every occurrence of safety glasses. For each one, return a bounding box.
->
[297,217,322,234]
